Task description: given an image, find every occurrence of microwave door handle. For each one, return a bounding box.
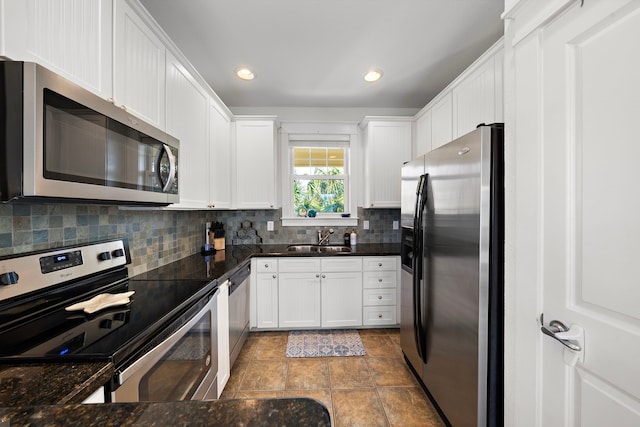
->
[156,144,177,193]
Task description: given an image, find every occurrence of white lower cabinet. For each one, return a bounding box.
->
[254,260,278,329]
[362,257,398,326]
[320,258,362,328]
[251,256,400,330]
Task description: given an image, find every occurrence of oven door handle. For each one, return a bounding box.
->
[117,296,214,386]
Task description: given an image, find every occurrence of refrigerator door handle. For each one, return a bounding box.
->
[412,174,429,363]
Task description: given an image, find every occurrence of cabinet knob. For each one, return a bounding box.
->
[321,274,326,279]
[378,278,383,282]
[265,264,269,268]
[316,274,320,278]
[378,295,383,300]
[378,263,383,267]
[273,274,277,279]
[378,314,383,318]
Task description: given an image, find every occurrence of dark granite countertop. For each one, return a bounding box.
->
[0,397,331,426]
[0,362,113,406]
[0,243,398,423]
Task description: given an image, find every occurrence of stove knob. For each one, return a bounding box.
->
[98,251,112,261]
[0,271,19,285]
[112,248,125,258]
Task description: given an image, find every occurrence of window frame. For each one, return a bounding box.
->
[282,134,358,227]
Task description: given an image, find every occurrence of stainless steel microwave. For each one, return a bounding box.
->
[0,61,179,205]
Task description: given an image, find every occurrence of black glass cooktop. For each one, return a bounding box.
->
[0,275,215,367]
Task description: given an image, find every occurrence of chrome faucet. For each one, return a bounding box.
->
[317,228,334,245]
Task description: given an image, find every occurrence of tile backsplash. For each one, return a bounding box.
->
[0,204,400,276]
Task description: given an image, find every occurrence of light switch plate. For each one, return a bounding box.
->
[267,221,274,231]
[363,220,369,230]
[393,221,399,230]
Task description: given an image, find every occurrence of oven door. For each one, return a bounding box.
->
[111,291,218,402]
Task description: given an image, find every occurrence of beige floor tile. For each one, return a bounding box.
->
[366,357,418,387]
[332,389,389,427]
[361,334,403,359]
[239,359,287,391]
[377,387,445,427]
[327,357,374,389]
[286,359,330,389]
[224,359,249,392]
[235,390,285,399]
[253,336,288,360]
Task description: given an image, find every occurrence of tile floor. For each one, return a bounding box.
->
[220,328,445,427]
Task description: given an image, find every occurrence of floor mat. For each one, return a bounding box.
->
[285,329,366,357]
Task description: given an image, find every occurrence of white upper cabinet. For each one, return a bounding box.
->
[361,118,413,208]
[414,39,503,153]
[430,92,453,150]
[415,109,432,158]
[209,104,232,209]
[165,51,209,209]
[452,48,504,138]
[0,0,113,99]
[113,0,166,130]
[234,117,278,209]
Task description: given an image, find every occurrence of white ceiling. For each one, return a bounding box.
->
[139,0,504,109]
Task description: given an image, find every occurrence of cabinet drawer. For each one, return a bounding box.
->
[321,257,363,272]
[363,288,396,306]
[363,306,397,325]
[363,257,397,271]
[363,271,397,289]
[256,259,277,273]
[279,258,321,273]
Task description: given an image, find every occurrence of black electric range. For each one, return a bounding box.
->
[0,239,216,370]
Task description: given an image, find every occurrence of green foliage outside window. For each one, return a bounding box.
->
[294,167,344,215]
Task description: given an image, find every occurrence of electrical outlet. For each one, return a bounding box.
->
[393,221,399,230]
[363,220,370,230]
[267,221,274,231]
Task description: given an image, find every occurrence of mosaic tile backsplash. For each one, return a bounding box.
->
[0,204,400,276]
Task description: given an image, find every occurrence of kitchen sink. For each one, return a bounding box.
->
[286,244,351,253]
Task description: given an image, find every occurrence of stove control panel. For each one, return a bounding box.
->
[40,250,83,274]
[0,239,130,302]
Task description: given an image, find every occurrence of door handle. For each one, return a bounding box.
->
[541,320,582,351]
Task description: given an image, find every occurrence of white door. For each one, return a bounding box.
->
[536,1,640,425]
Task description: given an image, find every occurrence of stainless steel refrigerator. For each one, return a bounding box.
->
[400,124,504,427]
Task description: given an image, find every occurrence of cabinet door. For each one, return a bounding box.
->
[255,273,278,329]
[452,57,497,138]
[216,281,230,394]
[235,119,276,209]
[431,92,453,150]
[364,121,412,208]
[279,272,321,328]
[0,0,112,98]
[415,110,432,158]
[165,52,209,209]
[209,104,232,209]
[321,272,362,328]
[113,0,165,129]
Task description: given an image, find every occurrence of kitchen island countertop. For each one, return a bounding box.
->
[0,398,331,426]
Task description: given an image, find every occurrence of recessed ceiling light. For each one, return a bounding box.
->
[363,69,383,83]
[235,67,255,81]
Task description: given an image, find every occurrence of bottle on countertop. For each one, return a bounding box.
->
[344,229,351,246]
[350,229,357,246]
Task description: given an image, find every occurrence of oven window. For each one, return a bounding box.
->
[138,311,212,401]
